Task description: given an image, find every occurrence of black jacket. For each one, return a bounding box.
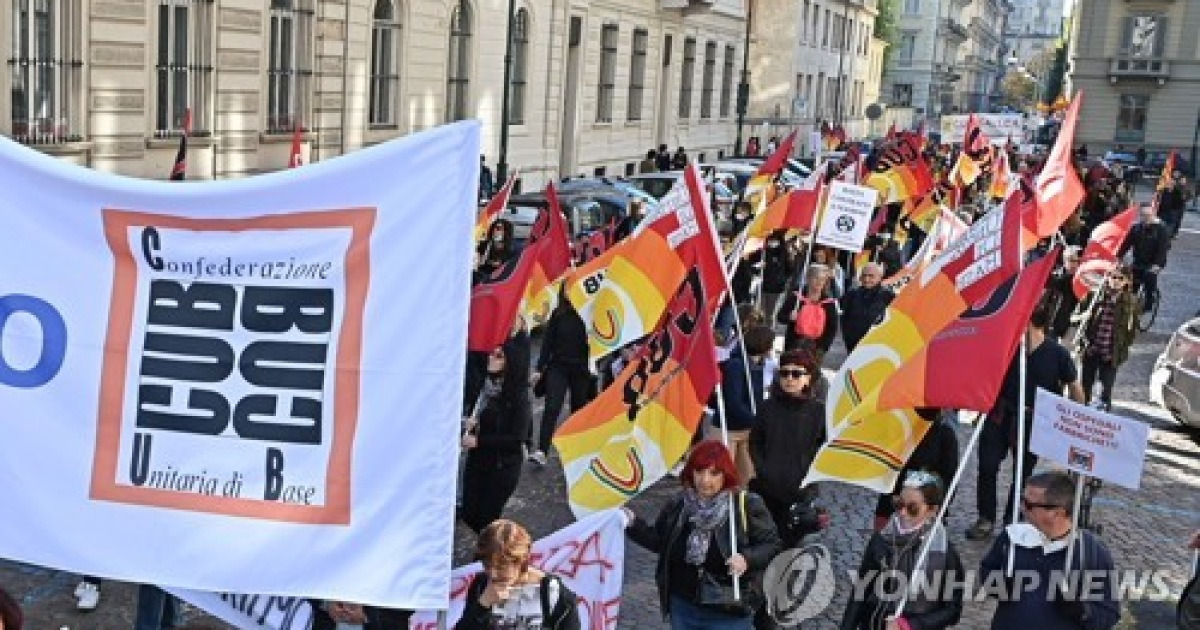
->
[1118,221,1170,268]
[761,236,796,294]
[467,377,530,470]
[627,491,781,618]
[538,302,589,372]
[841,527,965,630]
[456,573,581,630]
[748,392,825,505]
[839,285,894,351]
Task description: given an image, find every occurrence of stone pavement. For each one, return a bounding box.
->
[4,209,1199,629]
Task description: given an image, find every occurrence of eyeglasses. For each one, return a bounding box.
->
[1020,497,1062,512]
[779,368,810,379]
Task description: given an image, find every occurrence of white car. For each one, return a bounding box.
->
[1150,316,1200,430]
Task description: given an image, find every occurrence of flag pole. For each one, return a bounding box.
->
[713,382,742,602]
[1059,473,1087,590]
[718,224,759,418]
[894,414,988,617]
[1007,229,1029,577]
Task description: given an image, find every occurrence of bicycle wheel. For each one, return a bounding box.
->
[1138,288,1159,332]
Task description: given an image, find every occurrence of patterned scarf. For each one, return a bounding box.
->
[1090,290,1118,362]
[681,488,731,565]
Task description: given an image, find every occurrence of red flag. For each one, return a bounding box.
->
[468,192,571,352]
[681,163,730,313]
[575,219,616,264]
[755,131,797,178]
[474,173,518,242]
[288,122,305,168]
[1033,92,1085,238]
[880,248,1060,411]
[1073,206,1137,299]
[169,108,191,181]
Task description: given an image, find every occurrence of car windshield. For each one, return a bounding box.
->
[631,176,679,199]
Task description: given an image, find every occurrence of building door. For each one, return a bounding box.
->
[655,34,674,148]
[558,16,583,177]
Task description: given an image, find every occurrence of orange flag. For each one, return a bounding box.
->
[1032,92,1086,239]
[473,173,518,243]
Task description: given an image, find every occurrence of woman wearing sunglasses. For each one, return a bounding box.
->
[841,472,964,630]
[748,349,828,548]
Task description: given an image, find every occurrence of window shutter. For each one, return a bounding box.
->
[1119,16,1133,54]
[1153,17,1167,57]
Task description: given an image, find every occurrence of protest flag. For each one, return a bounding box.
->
[1031,92,1086,239]
[473,172,518,244]
[288,122,305,168]
[1073,207,1137,299]
[555,270,720,516]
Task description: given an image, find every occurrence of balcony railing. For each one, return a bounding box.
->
[1109,55,1170,80]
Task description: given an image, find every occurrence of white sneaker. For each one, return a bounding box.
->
[528,450,547,466]
[76,582,100,611]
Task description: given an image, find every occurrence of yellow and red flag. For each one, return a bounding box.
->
[555,270,720,516]
[878,247,1059,412]
[558,165,724,364]
[1031,91,1086,240]
[469,193,570,352]
[746,166,825,238]
[518,183,574,327]
[1156,150,1177,193]
[824,187,1026,433]
[989,144,1012,200]
[473,173,518,244]
[948,114,993,187]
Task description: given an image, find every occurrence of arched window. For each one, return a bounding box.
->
[508,8,528,124]
[155,0,214,136]
[446,3,472,122]
[267,0,313,132]
[370,0,401,126]
[9,0,83,144]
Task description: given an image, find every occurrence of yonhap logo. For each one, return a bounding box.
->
[763,544,836,627]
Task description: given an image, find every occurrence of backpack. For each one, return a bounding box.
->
[794,297,833,339]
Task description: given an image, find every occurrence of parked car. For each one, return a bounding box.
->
[1143,152,1194,180]
[721,156,813,179]
[1101,151,1144,183]
[1150,315,1200,431]
[503,193,613,250]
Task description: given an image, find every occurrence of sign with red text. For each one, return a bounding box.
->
[411,510,627,630]
[0,122,480,609]
[1030,389,1150,489]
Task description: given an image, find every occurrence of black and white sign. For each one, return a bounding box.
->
[816,181,878,253]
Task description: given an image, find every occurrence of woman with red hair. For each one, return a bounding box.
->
[623,441,780,629]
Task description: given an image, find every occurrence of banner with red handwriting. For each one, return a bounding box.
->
[410,510,627,629]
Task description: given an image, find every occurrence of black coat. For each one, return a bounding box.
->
[627,491,781,618]
[538,302,589,372]
[457,573,581,630]
[467,378,530,469]
[748,393,825,505]
[840,528,964,630]
[1119,221,1171,268]
[839,285,894,351]
[761,238,796,294]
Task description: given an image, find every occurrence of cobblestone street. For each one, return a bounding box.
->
[4,209,1199,629]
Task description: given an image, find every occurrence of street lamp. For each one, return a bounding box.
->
[734,0,753,155]
[496,0,517,184]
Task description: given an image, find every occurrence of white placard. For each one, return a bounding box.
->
[939,113,1029,145]
[816,181,878,253]
[1030,389,1150,489]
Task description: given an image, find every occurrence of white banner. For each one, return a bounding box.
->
[0,123,479,608]
[165,590,315,630]
[410,510,627,630]
[939,114,1029,146]
[1030,389,1150,489]
[816,181,878,253]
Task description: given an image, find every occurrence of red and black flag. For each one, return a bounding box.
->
[169,108,192,181]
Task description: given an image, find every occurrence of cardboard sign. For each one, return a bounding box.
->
[1030,389,1150,489]
[816,181,878,253]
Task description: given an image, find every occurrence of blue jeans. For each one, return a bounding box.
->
[134,585,178,630]
[669,595,753,630]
